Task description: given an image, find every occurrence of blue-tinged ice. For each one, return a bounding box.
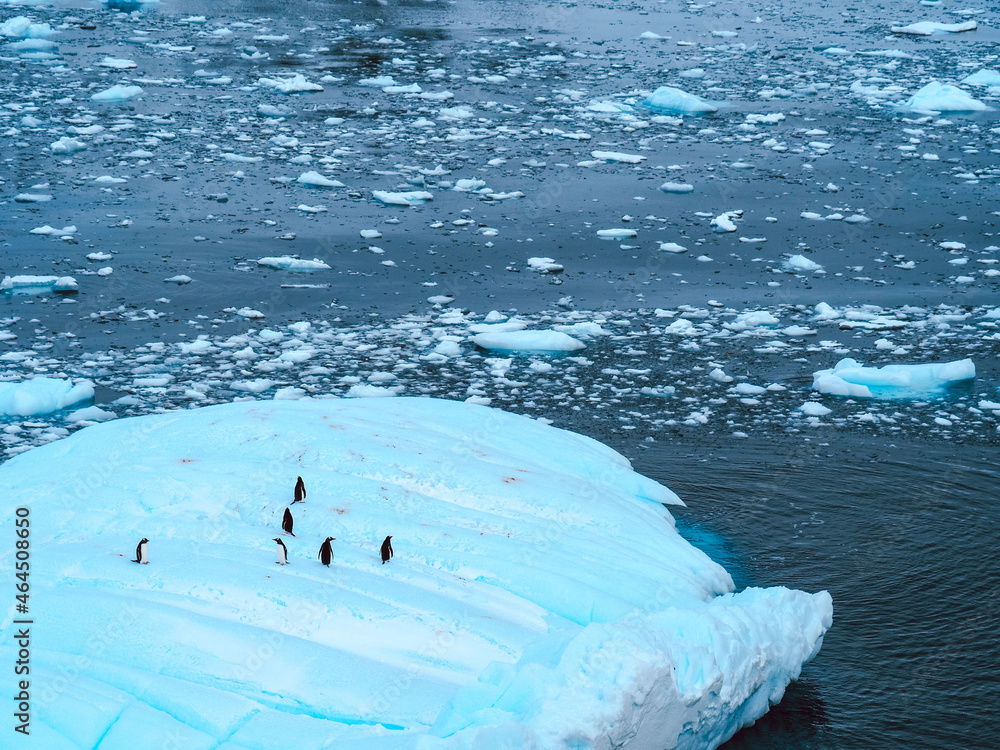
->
[641,86,718,114]
[0,377,94,416]
[0,398,832,749]
[813,357,975,399]
[899,81,988,112]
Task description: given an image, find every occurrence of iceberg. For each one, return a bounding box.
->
[899,81,988,112]
[471,330,587,353]
[1,275,77,293]
[373,190,434,206]
[257,74,323,93]
[0,377,94,416]
[641,86,718,114]
[813,357,975,398]
[296,171,345,188]
[890,21,977,36]
[91,84,143,102]
[961,69,1000,87]
[257,256,331,272]
[0,398,831,748]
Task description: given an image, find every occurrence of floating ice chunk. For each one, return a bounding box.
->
[709,368,733,383]
[891,21,977,35]
[727,311,780,330]
[900,82,987,112]
[711,211,741,233]
[453,178,487,192]
[1,275,77,293]
[659,182,694,193]
[784,254,824,273]
[230,379,275,393]
[358,75,399,88]
[345,383,403,398]
[100,57,136,69]
[527,257,564,273]
[659,242,688,253]
[91,85,143,102]
[50,136,87,154]
[164,275,192,284]
[472,330,586,353]
[1,17,57,38]
[296,171,345,188]
[257,257,331,272]
[642,86,718,114]
[230,307,265,319]
[591,150,646,164]
[67,405,117,423]
[257,74,322,93]
[14,193,52,203]
[31,225,76,236]
[597,228,637,239]
[373,190,433,205]
[962,70,1000,87]
[799,402,832,416]
[94,175,127,184]
[813,357,975,399]
[0,377,94,417]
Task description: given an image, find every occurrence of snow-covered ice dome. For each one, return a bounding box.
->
[1,398,831,749]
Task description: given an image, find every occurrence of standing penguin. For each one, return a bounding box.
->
[273,537,288,565]
[133,537,149,564]
[282,507,295,536]
[380,535,393,564]
[293,476,306,504]
[318,536,336,566]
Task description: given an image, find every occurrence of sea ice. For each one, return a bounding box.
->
[296,171,345,188]
[784,254,824,272]
[0,377,94,416]
[91,85,143,102]
[813,357,975,398]
[373,190,434,205]
[471,330,586,353]
[258,74,323,93]
[0,398,831,748]
[257,257,331,272]
[890,21,977,35]
[900,82,987,112]
[1,275,77,292]
[642,86,718,114]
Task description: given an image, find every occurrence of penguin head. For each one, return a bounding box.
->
[273,538,283,544]
[325,536,335,542]
[140,538,149,544]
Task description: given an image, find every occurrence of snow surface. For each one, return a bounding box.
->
[813,357,975,399]
[0,398,831,749]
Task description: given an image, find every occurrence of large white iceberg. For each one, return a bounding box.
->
[0,376,94,416]
[641,86,718,114]
[813,357,975,398]
[0,398,831,748]
[90,84,143,102]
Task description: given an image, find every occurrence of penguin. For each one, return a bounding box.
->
[282,507,295,536]
[274,537,288,565]
[293,476,306,504]
[380,535,393,564]
[318,536,335,566]
[133,537,149,564]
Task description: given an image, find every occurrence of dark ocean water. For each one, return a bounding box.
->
[642,438,1000,749]
[3,0,1000,746]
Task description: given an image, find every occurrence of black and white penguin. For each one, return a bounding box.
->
[380,535,393,564]
[273,537,288,565]
[293,476,306,504]
[133,537,149,564]
[282,507,295,536]
[318,536,335,566]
